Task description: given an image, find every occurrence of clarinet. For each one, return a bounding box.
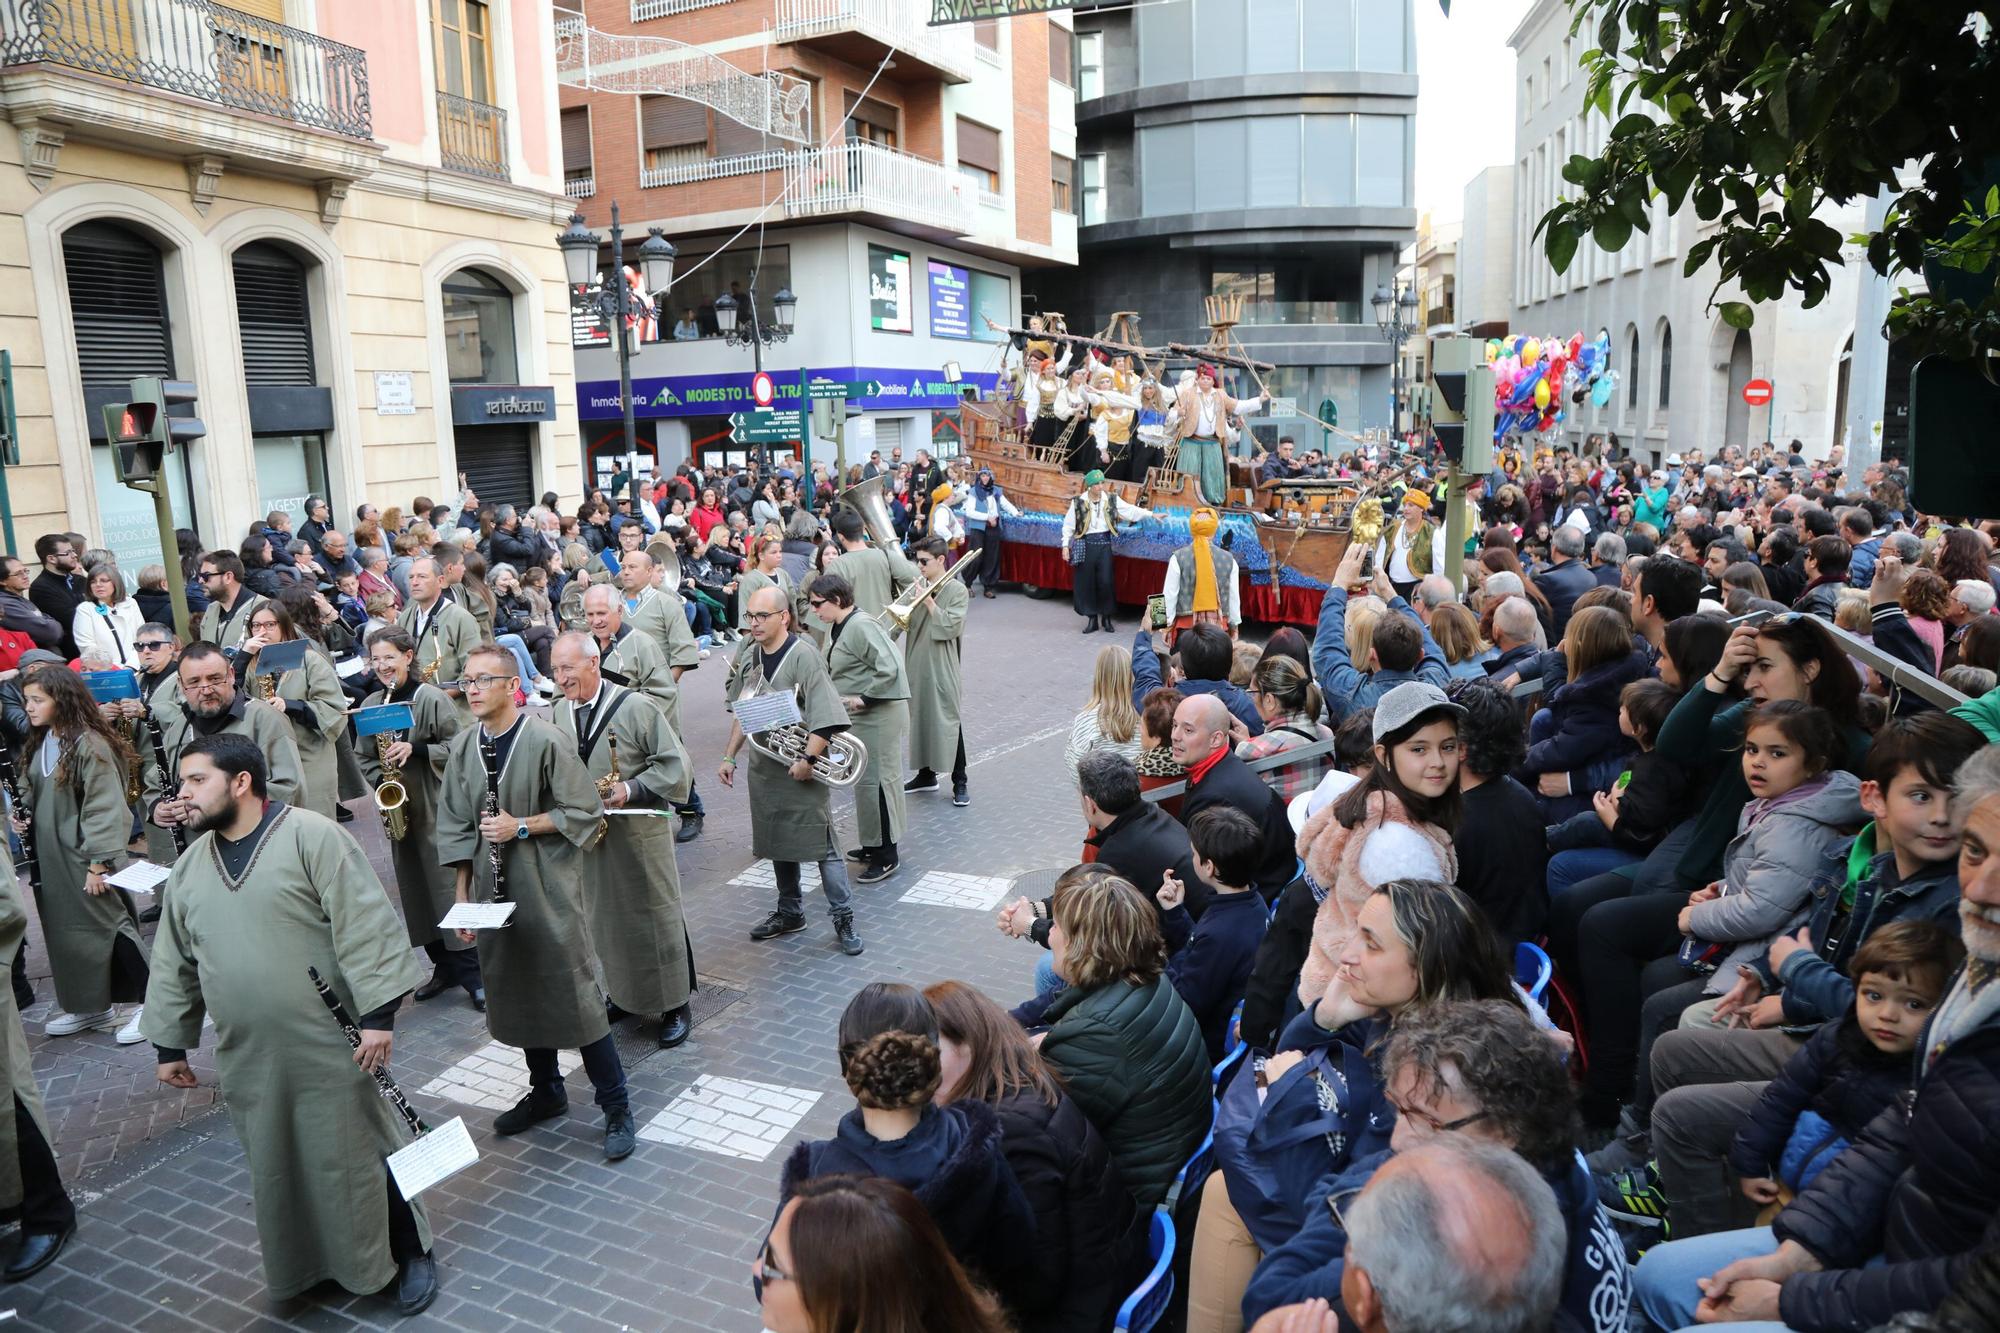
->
[0,740,36,892]
[307,966,428,1138]
[142,710,188,856]
[479,730,509,902]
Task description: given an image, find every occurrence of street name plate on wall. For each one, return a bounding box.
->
[375,371,415,416]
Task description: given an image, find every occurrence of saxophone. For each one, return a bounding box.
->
[596,735,620,798]
[257,669,279,703]
[420,645,443,684]
[374,730,409,842]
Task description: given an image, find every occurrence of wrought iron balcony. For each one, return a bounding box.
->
[0,0,371,140]
[437,89,507,180]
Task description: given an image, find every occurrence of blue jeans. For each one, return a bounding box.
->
[495,633,538,684]
[1549,846,1642,901]
[1634,1227,1786,1332]
[1033,952,1064,1000]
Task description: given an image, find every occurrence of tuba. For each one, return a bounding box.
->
[836,472,900,551]
[880,547,981,640]
[374,731,409,841]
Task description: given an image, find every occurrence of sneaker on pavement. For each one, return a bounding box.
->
[115,1007,147,1045]
[1596,1160,1669,1226]
[853,859,899,885]
[750,910,808,941]
[903,771,939,794]
[952,781,970,808]
[492,1087,569,1136]
[44,1009,117,1037]
[833,913,864,956]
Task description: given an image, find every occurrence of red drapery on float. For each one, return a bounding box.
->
[998,542,1321,628]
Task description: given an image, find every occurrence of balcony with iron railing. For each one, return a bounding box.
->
[773,0,975,85]
[437,89,507,181]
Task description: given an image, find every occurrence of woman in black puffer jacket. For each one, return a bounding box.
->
[927,980,1148,1333]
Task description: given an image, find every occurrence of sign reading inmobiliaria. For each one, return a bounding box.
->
[577,366,998,420]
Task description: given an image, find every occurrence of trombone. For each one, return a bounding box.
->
[880,547,980,640]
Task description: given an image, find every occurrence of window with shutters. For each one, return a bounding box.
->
[1049,24,1073,86]
[712,108,767,159]
[434,0,495,102]
[441,267,518,384]
[233,243,316,386]
[640,95,708,175]
[956,117,1002,196]
[1051,155,1074,214]
[844,93,898,150]
[63,221,173,387]
[561,107,593,185]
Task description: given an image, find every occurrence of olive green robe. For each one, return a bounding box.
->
[434,716,608,1050]
[395,598,480,719]
[623,589,701,731]
[724,635,849,864]
[139,806,427,1300]
[833,544,916,617]
[25,733,147,1014]
[599,625,675,717]
[197,590,265,652]
[141,694,306,821]
[0,872,49,1213]
[137,671,185,868]
[552,685,693,1015]
[737,568,796,632]
[354,682,468,951]
[825,612,909,847]
[904,574,968,773]
[252,644,348,820]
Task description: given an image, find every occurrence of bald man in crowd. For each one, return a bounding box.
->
[1170,694,1295,899]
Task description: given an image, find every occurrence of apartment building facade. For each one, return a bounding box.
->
[555,0,1078,479]
[1,0,584,569]
[1506,0,1862,463]
[1024,0,1419,446]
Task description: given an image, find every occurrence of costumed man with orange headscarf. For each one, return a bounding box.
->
[925,482,964,549]
[1160,507,1241,649]
[1060,470,1156,634]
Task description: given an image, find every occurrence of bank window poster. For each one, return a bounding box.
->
[928,260,971,339]
[869,245,912,333]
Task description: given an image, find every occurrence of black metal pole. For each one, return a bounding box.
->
[612,202,638,515]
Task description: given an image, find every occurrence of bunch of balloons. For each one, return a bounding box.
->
[1481,331,1617,440]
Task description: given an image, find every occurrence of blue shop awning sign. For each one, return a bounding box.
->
[578,366,997,420]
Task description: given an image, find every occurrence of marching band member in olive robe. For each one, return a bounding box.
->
[395,557,480,720]
[811,574,909,885]
[435,644,635,1161]
[238,599,347,820]
[827,509,914,618]
[902,536,972,808]
[144,642,305,856]
[617,552,705,844]
[549,633,695,1048]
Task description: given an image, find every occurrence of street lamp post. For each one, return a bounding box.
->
[1371,279,1420,442]
[558,204,675,510]
[712,282,798,476]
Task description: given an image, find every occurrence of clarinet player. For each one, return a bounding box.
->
[354,627,479,1011]
[434,644,636,1160]
[141,735,438,1315]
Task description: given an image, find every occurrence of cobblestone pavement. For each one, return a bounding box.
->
[6,586,1134,1331]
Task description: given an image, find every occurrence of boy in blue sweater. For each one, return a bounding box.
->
[1158,806,1269,1062]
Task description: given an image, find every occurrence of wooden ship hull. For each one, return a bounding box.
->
[961,399,1356,586]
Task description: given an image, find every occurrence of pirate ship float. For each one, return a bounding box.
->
[961,299,1402,625]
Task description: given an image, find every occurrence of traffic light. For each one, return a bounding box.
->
[103,377,204,486]
[1427,337,1495,471]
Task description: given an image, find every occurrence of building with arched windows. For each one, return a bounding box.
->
[1492,0,1866,465]
[1,0,580,568]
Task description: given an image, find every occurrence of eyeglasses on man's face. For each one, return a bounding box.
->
[454,673,519,692]
[744,610,784,623]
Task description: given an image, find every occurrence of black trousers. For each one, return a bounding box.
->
[915,732,969,786]
[1074,535,1115,618]
[5,1096,74,1237]
[525,1034,628,1115]
[869,786,898,861]
[1578,890,1694,1109]
[384,1162,424,1262]
[422,939,482,990]
[968,527,1003,589]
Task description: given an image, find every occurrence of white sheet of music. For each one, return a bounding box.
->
[387,1116,478,1199]
[106,861,172,895]
[438,902,518,931]
[733,690,803,736]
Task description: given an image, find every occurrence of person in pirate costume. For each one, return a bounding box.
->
[1159,507,1242,649]
[1059,470,1156,635]
[1170,362,1269,506]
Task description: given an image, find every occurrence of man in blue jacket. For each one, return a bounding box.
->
[1129,624,1262,735]
[1632,744,2000,1332]
[1244,999,1631,1332]
[1312,542,1450,724]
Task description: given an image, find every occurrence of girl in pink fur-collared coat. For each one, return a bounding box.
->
[1294,705,1464,1008]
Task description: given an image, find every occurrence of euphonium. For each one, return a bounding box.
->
[374,731,409,842]
[744,721,868,788]
[880,547,981,640]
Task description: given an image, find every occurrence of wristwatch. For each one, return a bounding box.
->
[514,820,530,840]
